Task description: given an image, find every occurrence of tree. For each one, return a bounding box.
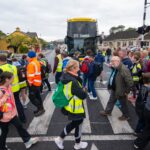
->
[39,38,48,50]
[0,30,6,37]
[125,27,136,31]
[109,25,125,34]
[7,34,31,53]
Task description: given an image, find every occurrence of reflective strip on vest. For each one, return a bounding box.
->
[56,54,63,72]
[133,76,140,82]
[64,81,84,114]
[34,79,41,83]
[19,81,27,88]
[31,62,41,75]
[0,64,20,93]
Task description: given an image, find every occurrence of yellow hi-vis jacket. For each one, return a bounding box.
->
[56,54,63,72]
[63,81,84,114]
[132,63,142,82]
[0,64,20,93]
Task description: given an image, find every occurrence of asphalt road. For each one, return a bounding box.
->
[6,51,150,150]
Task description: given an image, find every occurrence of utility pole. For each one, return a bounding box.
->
[142,0,147,41]
[141,0,150,47]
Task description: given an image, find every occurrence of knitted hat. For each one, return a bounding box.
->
[28,51,36,58]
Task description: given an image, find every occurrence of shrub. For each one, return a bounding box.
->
[19,45,28,53]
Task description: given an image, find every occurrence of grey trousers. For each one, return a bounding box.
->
[105,90,129,117]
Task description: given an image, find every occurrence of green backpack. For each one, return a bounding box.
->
[52,82,73,108]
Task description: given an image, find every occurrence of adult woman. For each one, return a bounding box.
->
[54,60,88,150]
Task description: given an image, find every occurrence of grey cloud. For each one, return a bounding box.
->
[0,0,146,40]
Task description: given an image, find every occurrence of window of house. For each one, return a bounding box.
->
[122,41,127,47]
[129,41,133,46]
[117,42,121,47]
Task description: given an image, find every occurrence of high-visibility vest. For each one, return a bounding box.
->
[64,81,84,114]
[19,81,27,89]
[132,63,142,82]
[56,54,63,72]
[27,58,42,86]
[0,64,20,93]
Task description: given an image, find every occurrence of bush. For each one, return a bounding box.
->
[19,45,28,53]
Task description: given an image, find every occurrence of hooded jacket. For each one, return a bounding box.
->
[60,72,87,120]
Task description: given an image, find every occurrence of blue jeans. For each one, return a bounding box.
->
[83,74,88,88]
[88,79,97,97]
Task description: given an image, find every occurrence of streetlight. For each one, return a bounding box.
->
[141,0,150,47]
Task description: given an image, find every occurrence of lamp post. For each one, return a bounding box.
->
[142,0,150,43]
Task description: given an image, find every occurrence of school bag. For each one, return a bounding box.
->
[52,82,73,108]
[17,66,27,82]
[93,62,103,77]
[46,61,52,73]
[62,58,70,70]
[80,58,90,74]
[41,64,47,78]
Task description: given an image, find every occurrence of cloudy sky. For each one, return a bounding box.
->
[0,0,149,41]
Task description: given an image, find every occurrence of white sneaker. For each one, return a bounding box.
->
[88,92,92,96]
[89,95,97,100]
[24,137,38,149]
[54,137,64,149]
[74,141,88,150]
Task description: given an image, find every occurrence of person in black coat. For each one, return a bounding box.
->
[54,59,88,150]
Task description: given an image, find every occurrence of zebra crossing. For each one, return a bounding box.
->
[8,87,135,137]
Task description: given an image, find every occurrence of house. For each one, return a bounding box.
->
[0,27,41,53]
[102,30,150,49]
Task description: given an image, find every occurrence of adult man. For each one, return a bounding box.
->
[100,56,133,121]
[27,51,45,117]
[53,49,63,84]
[0,54,26,123]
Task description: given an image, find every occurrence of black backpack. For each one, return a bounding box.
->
[41,64,47,78]
[93,62,103,77]
[46,61,52,73]
[17,66,27,82]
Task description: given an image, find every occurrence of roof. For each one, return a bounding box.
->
[68,17,96,23]
[26,32,38,38]
[104,30,139,41]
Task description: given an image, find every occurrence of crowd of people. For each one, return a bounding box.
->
[0,47,150,150]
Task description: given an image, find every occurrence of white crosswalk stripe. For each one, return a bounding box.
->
[27,92,55,135]
[97,89,134,134]
[7,135,135,143]
[91,143,99,150]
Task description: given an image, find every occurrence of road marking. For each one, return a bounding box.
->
[50,82,55,84]
[96,80,107,84]
[83,100,92,133]
[71,100,92,133]
[7,135,135,143]
[27,92,54,135]
[91,143,99,150]
[97,89,134,134]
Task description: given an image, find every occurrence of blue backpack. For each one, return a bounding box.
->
[62,58,70,70]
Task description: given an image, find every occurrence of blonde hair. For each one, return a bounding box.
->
[64,59,79,73]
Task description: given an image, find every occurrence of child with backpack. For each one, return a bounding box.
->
[80,50,93,88]
[0,71,38,150]
[37,53,51,93]
[87,55,103,100]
